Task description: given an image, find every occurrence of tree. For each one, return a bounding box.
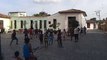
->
[90,18,96,21]
[33,12,50,17]
[49,23,60,29]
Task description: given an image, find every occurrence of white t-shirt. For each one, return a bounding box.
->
[74,28,79,34]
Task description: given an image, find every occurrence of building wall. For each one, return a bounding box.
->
[95,23,98,29]
[0,18,10,32]
[9,12,26,17]
[9,13,19,17]
[47,13,86,31]
[47,13,65,30]
[9,12,87,32]
[11,17,48,30]
[80,13,87,28]
[87,23,98,30]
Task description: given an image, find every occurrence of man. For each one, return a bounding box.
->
[10,30,18,46]
[57,30,63,47]
[74,27,79,42]
[83,26,87,35]
[70,28,74,41]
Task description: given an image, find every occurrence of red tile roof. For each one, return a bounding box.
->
[0,13,10,18]
[86,20,96,23]
[58,9,87,16]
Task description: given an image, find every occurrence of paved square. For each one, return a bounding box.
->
[1,30,107,60]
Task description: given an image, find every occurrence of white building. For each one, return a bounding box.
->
[47,9,87,31]
[8,12,26,17]
[86,20,98,30]
[0,13,10,33]
[0,9,87,32]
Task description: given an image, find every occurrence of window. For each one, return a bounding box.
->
[39,20,42,29]
[53,19,57,29]
[35,21,38,29]
[21,20,23,28]
[48,21,51,24]
[0,20,3,29]
[44,20,47,29]
[14,20,17,29]
[87,23,90,28]
[30,20,33,29]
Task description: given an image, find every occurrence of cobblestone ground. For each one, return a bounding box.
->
[1,29,107,60]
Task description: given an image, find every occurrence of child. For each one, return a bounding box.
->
[14,51,23,60]
[10,30,18,46]
[44,32,48,48]
[57,30,63,47]
[23,38,37,60]
[39,31,43,44]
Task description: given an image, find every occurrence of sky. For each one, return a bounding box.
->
[0,0,107,20]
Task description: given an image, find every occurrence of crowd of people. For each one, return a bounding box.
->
[10,26,87,60]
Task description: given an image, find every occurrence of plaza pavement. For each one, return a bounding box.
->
[1,29,107,60]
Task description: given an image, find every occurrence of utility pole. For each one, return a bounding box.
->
[95,10,101,20]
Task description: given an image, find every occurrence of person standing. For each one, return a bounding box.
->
[35,29,38,38]
[23,38,31,60]
[39,31,43,44]
[70,28,74,41]
[29,28,33,39]
[44,32,48,48]
[62,29,67,41]
[48,31,54,45]
[83,26,87,35]
[23,28,29,39]
[74,27,79,42]
[10,30,18,46]
[80,27,83,35]
[50,31,54,45]
[57,30,63,47]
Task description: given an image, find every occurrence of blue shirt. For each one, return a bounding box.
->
[23,44,30,58]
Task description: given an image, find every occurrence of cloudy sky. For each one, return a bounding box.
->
[0,0,107,19]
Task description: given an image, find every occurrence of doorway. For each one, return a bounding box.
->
[0,20,3,29]
[68,17,76,29]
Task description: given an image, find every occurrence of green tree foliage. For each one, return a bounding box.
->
[33,12,50,17]
[90,18,96,21]
[49,23,60,29]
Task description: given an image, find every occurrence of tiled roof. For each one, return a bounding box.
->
[9,12,26,13]
[0,13,10,18]
[19,16,48,18]
[86,20,96,23]
[58,9,87,16]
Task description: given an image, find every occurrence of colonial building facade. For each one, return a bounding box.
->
[0,13,10,32]
[0,9,87,32]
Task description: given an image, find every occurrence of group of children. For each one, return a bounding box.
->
[10,26,87,60]
[13,37,37,60]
